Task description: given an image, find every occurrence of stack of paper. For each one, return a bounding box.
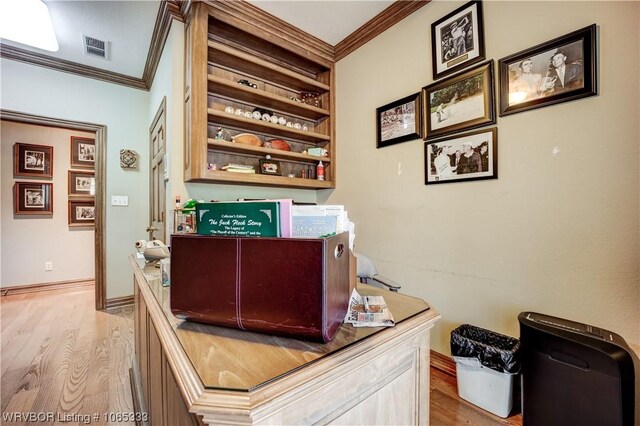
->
[291,205,355,247]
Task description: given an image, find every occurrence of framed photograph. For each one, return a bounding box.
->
[13,182,53,215]
[424,127,497,185]
[68,199,95,227]
[431,0,485,80]
[376,92,423,148]
[68,170,95,197]
[70,136,96,169]
[259,159,282,175]
[13,143,53,178]
[498,24,597,116]
[422,60,495,140]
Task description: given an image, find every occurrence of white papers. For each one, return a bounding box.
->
[291,205,355,249]
[344,289,395,328]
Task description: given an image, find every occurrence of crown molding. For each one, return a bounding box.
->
[0,0,427,89]
[142,0,185,89]
[335,0,430,62]
[0,43,148,90]
[203,0,334,68]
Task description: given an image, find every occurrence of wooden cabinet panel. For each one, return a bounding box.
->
[148,319,164,425]
[136,286,150,413]
[165,363,196,426]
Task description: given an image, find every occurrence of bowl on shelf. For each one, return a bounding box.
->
[232,133,263,147]
[265,138,291,151]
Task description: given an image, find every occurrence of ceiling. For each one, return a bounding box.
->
[0,0,395,79]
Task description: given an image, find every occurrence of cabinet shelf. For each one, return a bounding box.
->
[208,75,330,121]
[200,170,334,189]
[209,109,330,144]
[208,41,329,93]
[208,139,330,164]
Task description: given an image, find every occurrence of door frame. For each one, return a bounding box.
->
[149,96,167,242]
[1,109,108,310]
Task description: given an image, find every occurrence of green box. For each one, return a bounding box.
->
[196,201,281,237]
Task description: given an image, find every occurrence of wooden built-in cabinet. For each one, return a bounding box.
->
[184,1,336,189]
[130,256,440,425]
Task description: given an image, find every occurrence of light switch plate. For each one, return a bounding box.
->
[111,195,129,206]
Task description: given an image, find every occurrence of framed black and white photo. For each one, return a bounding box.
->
[376,92,423,148]
[498,24,597,116]
[13,182,53,215]
[70,136,96,169]
[13,143,53,178]
[68,199,95,227]
[431,0,485,80]
[424,127,497,185]
[422,60,495,140]
[68,170,95,197]
[259,159,282,175]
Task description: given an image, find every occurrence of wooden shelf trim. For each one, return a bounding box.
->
[196,170,335,189]
[208,139,331,164]
[208,75,330,121]
[208,41,330,93]
[208,109,330,144]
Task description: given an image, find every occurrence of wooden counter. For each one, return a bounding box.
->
[130,255,440,425]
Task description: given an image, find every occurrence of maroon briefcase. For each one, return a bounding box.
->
[169,233,350,342]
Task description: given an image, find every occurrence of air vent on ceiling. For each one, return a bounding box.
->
[82,34,109,60]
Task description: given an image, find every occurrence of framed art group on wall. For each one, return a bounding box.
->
[373,1,596,187]
[68,136,96,227]
[422,1,497,185]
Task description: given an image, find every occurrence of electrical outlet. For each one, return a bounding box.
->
[45,262,53,271]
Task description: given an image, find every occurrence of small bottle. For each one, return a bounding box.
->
[316,161,325,181]
[175,195,181,209]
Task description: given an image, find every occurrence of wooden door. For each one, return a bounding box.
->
[149,98,167,242]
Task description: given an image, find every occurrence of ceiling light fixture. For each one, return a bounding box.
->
[0,0,59,52]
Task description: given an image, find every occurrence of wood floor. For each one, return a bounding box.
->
[1,286,134,425]
[1,286,522,425]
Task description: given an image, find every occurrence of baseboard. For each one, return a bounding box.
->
[106,295,134,309]
[430,350,457,378]
[1,279,94,296]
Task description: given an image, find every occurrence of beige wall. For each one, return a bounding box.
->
[327,1,640,353]
[1,121,95,286]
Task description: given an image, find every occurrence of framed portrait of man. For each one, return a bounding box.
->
[498,24,597,116]
[431,0,486,80]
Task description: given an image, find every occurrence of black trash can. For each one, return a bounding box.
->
[450,324,521,417]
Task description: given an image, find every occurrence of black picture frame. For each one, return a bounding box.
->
[422,60,495,140]
[259,159,282,175]
[13,143,53,178]
[431,0,485,80]
[498,24,597,116]
[13,182,53,215]
[70,136,96,169]
[424,127,497,185]
[376,92,423,148]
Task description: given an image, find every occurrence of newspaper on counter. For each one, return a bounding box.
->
[344,289,395,327]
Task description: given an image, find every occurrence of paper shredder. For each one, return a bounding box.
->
[519,312,638,426]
